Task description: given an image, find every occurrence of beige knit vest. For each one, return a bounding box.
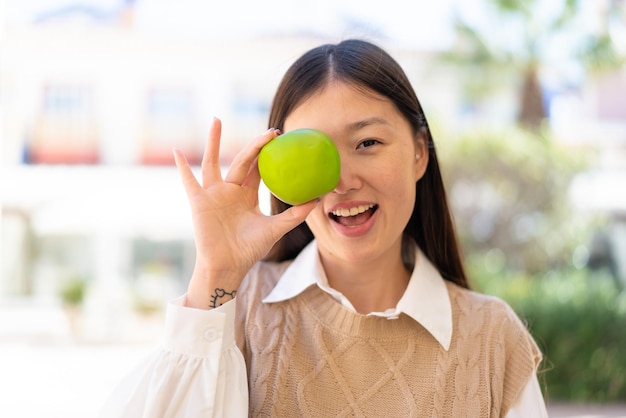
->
[235,261,542,418]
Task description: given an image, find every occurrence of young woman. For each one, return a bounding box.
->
[102,39,547,417]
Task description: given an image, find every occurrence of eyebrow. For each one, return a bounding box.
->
[347,117,390,132]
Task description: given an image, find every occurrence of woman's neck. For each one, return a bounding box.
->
[320,246,411,314]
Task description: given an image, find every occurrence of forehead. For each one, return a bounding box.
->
[283,82,402,133]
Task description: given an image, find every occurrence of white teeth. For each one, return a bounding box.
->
[331,204,375,217]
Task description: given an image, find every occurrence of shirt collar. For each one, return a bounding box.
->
[262,241,322,304]
[262,240,452,350]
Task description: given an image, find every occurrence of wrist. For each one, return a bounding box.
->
[185,263,244,310]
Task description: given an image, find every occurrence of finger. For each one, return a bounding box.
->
[225,128,279,185]
[173,148,202,197]
[269,199,318,238]
[241,155,261,190]
[201,117,223,188]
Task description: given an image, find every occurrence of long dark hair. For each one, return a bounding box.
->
[264,39,469,289]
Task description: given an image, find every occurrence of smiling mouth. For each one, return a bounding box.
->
[329,204,378,227]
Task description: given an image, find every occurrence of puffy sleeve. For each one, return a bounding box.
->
[99,296,248,418]
[505,373,548,418]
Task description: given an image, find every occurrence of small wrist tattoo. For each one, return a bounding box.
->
[209,288,237,309]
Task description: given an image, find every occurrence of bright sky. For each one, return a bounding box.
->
[4,0,457,50]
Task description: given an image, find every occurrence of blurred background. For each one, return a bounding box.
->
[0,0,625,416]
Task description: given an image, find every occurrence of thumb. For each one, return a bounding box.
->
[270,199,318,238]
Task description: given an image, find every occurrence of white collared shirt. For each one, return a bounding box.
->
[101,240,548,418]
[263,240,453,349]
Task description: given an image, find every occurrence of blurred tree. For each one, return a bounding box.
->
[439,126,592,275]
[443,0,625,130]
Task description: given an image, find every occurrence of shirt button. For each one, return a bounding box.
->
[203,327,219,342]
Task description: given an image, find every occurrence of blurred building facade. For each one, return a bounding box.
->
[0,1,459,340]
[0,8,297,314]
[0,0,625,340]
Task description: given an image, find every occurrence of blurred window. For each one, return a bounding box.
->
[27,83,100,164]
[140,86,201,165]
[129,238,193,307]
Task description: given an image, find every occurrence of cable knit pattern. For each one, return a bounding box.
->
[431,341,449,418]
[451,286,487,417]
[235,261,542,417]
[270,300,298,417]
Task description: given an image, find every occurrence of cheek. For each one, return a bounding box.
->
[374,156,417,193]
[376,160,418,218]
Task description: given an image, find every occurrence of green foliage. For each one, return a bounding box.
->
[447,0,623,72]
[579,34,626,72]
[439,125,592,274]
[132,297,163,315]
[492,0,534,16]
[474,267,626,401]
[441,0,625,128]
[437,122,623,401]
[59,276,86,306]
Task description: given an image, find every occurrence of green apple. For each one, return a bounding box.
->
[258,129,340,205]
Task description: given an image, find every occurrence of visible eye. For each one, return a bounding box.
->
[357,139,380,149]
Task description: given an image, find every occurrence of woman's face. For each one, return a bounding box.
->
[283,81,428,266]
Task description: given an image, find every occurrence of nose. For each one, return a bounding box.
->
[332,154,361,195]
